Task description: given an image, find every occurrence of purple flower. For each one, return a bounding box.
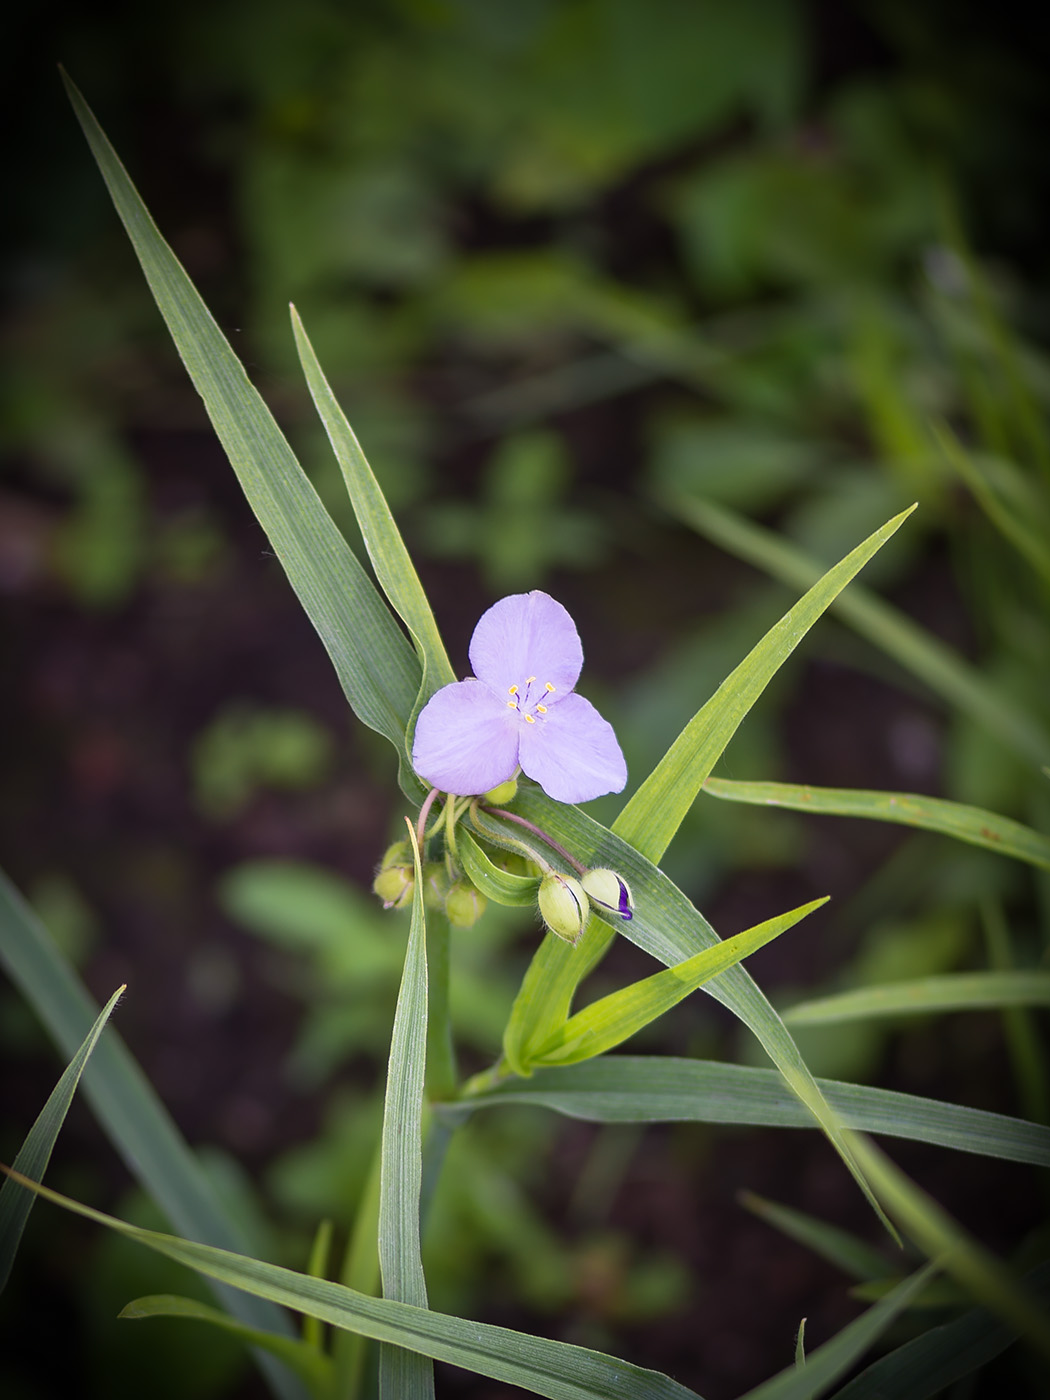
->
[411,591,627,804]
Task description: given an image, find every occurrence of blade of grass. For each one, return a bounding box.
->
[783,972,1050,1026]
[531,899,827,1067]
[704,777,1050,872]
[291,307,456,723]
[378,822,432,1400]
[0,869,305,1400]
[0,1170,705,1400]
[664,493,1050,768]
[458,1055,1050,1168]
[982,900,1049,1125]
[62,73,420,775]
[119,1295,331,1393]
[0,984,123,1295]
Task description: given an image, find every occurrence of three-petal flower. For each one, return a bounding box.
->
[411,591,627,804]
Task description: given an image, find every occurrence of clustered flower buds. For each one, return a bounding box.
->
[537,866,634,944]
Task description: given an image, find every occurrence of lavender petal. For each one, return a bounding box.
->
[411,680,520,795]
[469,591,583,698]
[518,692,627,804]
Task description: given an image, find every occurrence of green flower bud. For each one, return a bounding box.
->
[373,863,413,910]
[373,839,415,909]
[537,872,589,945]
[483,776,519,805]
[445,879,487,928]
[581,868,634,921]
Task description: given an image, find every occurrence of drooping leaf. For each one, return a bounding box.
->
[0,1171,705,1400]
[704,777,1050,871]
[459,1055,1050,1169]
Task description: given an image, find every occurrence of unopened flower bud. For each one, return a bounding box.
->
[483,776,519,805]
[581,868,634,921]
[537,872,589,945]
[373,840,415,910]
[445,879,487,928]
[373,864,414,910]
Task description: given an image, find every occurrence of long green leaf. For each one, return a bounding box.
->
[2,1171,705,1400]
[832,1260,1050,1399]
[704,777,1050,871]
[291,307,456,726]
[120,1295,331,1393]
[378,823,432,1400]
[63,73,420,768]
[665,493,1050,767]
[531,899,827,1067]
[616,505,917,862]
[459,1056,1050,1168]
[0,870,305,1400]
[0,984,123,1295]
[739,1266,937,1400]
[784,972,1050,1027]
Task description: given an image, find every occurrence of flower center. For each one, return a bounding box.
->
[506,676,556,724]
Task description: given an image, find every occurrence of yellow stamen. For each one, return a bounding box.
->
[508,685,518,695]
[536,704,547,714]
[545,682,555,693]
[526,675,536,684]
[506,701,518,710]
[525,713,535,724]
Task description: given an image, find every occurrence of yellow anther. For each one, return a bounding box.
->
[536,704,547,714]
[525,713,535,723]
[526,675,536,684]
[506,700,518,710]
[508,685,518,695]
[545,682,555,693]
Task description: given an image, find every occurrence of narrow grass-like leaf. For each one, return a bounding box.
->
[739,1192,892,1283]
[497,792,894,1235]
[738,1266,937,1400]
[0,984,123,1295]
[62,74,420,771]
[0,1171,704,1400]
[120,1295,331,1393]
[291,307,456,725]
[704,777,1050,871]
[832,1260,1050,1400]
[0,870,305,1400]
[843,1132,1050,1362]
[531,899,827,1067]
[459,1056,1050,1168]
[665,493,1050,767]
[784,972,1050,1027]
[616,506,917,863]
[378,821,432,1400]
[982,899,1049,1125]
